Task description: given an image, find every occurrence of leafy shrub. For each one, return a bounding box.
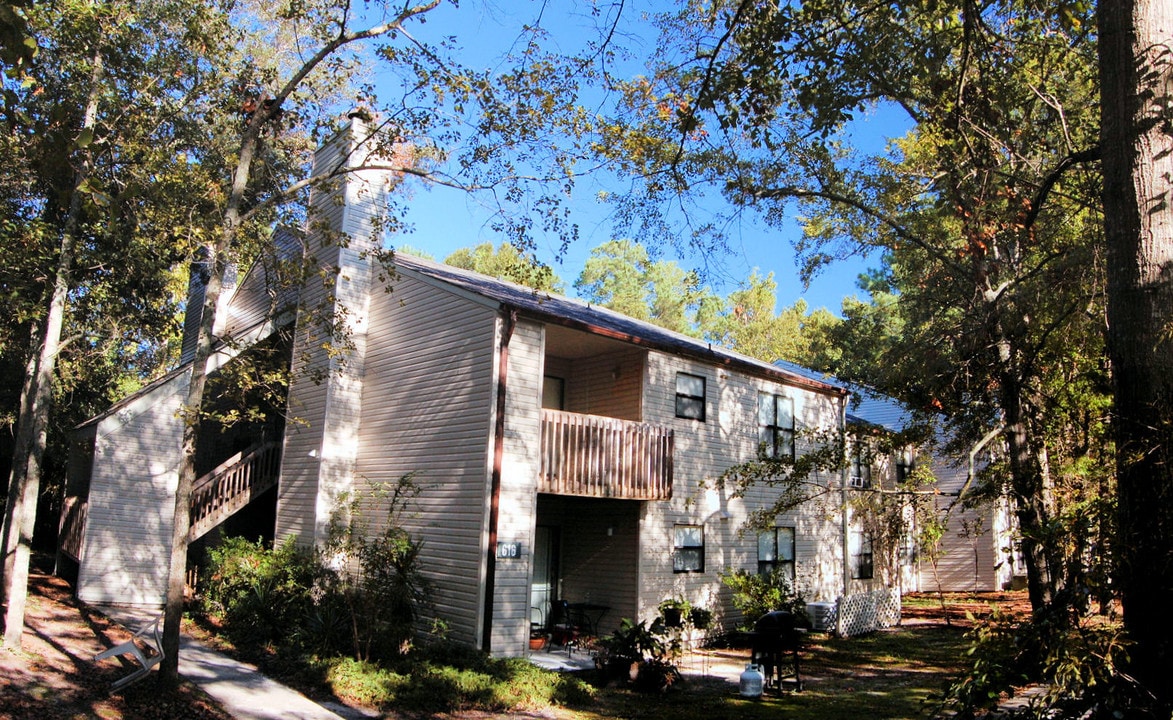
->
[596,617,682,692]
[599,617,670,665]
[317,651,595,712]
[324,476,433,661]
[720,568,808,629]
[200,476,432,661]
[202,536,331,648]
[941,605,1147,719]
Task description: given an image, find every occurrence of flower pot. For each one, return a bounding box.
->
[529,636,547,651]
[662,607,683,627]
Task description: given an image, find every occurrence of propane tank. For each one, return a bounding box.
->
[739,663,764,698]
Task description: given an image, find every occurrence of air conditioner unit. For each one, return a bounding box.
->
[849,475,867,489]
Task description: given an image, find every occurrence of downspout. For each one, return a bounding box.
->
[481,307,517,653]
[838,393,851,636]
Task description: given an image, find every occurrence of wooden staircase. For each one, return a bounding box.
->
[188,441,281,541]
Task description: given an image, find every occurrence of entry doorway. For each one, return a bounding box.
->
[530,525,560,632]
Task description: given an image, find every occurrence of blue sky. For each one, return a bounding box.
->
[389,1,905,315]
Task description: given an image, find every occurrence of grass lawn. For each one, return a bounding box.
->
[200,618,972,719]
[563,625,969,720]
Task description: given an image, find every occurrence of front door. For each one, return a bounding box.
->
[530,525,559,631]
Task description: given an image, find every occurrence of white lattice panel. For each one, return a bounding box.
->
[835,589,901,637]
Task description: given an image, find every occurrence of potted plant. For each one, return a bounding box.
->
[658,598,691,628]
[597,617,672,685]
[688,606,713,630]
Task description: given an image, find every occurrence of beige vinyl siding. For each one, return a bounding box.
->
[561,349,644,421]
[77,370,190,607]
[923,461,1002,591]
[221,265,269,338]
[220,233,303,339]
[490,319,543,655]
[356,271,498,648]
[637,352,846,624]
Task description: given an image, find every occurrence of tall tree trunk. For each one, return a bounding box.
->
[2,49,104,648]
[1003,408,1059,611]
[1,325,42,601]
[995,330,1062,612]
[1100,0,1173,698]
[159,128,259,686]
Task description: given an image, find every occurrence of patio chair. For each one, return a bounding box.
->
[548,599,583,654]
[94,612,165,691]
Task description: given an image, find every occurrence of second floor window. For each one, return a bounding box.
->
[895,447,915,483]
[759,393,795,461]
[758,526,796,579]
[850,441,872,488]
[675,372,706,421]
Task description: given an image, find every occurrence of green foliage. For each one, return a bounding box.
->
[322,473,433,661]
[201,475,431,662]
[443,241,564,292]
[599,617,671,664]
[574,239,717,337]
[720,568,808,630]
[597,617,683,693]
[306,645,596,713]
[202,536,328,648]
[942,607,1142,718]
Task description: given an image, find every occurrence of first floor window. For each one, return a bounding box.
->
[898,535,917,566]
[758,526,796,580]
[675,373,706,421]
[673,524,705,573]
[850,530,874,580]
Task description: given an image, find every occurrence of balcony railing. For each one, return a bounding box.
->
[58,495,88,562]
[189,441,281,541]
[539,409,673,500]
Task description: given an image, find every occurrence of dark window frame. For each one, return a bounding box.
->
[675,372,707,421]
[757,526,796,580]
[758,393,796,461]
[672,524,705,573]
[894,447,915,484]
[851,530,874,580]
[849,440,872,489]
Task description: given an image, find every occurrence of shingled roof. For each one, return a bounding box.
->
[393,253,848,397]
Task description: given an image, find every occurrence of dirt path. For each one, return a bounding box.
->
[0,572,231,720]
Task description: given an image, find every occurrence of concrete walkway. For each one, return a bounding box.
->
[177,637,376,720]
[103,608,374,720]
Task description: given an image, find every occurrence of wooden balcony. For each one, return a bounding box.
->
[539,409,673,500]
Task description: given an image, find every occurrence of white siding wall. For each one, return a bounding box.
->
[637,353,846,627]
[491,318,543,655]
[277,118,387,546]
[77,370,190,606]
[355,271,499,648]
